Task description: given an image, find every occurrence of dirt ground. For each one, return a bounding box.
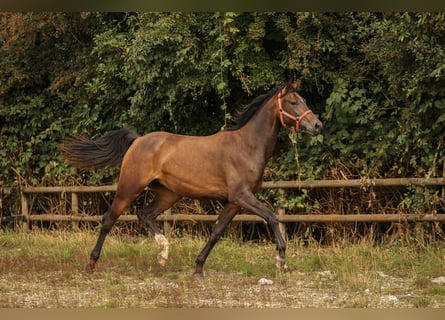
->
[2,232,445,308]
[2,268,445,308]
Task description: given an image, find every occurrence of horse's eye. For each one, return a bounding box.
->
[290,101,298,106]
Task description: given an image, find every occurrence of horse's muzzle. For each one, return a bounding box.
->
[304,118,323,136]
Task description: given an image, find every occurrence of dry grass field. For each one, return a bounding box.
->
[1,230,445,308]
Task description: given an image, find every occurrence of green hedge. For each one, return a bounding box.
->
[1,12,444,188]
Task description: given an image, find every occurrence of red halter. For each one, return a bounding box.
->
[277,91,313,132]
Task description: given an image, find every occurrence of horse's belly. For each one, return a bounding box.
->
[158,173,228,200]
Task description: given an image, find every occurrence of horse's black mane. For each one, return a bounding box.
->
[225,82,290,131]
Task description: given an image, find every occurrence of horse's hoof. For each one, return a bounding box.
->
[192,271,204,279]
[278,264,289,271]
[275,256,288,270]
[84,260,96,274]
[157,254,168,267]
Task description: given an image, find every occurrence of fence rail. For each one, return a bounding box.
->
[19,177,445,193]
[13,177,445,233]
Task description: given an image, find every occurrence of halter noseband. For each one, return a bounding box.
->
[277,91,313,132]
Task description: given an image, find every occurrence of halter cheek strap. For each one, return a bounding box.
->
[277,92,313,132]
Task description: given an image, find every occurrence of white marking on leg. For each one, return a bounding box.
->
[154,233,169,266]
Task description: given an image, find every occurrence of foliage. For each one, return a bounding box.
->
[1,12,445,190]
[271,13,445,182]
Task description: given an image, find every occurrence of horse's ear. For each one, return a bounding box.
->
[292,80,301,91]
[283,80,294,92]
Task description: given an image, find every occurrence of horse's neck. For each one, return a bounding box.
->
[239,102,280,160]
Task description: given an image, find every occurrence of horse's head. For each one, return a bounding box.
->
[277,82,322,136]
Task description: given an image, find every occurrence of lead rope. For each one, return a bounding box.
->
[288,127,302,185]
[277,91,310,184]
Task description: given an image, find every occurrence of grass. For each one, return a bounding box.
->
[1,229,445,307]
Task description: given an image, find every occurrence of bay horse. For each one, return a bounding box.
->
[59,81,322,277]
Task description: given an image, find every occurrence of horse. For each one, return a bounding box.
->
[58,81,322,277]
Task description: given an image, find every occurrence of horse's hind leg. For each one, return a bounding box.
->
[85,190,140,273]
[137,187,181,266]
[85,169,150,273]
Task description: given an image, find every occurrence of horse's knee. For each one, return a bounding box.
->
[264,215,280,231]
[136,208,147,222]
[100,210,119,232]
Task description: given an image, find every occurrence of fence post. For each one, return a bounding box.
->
[163,208,172,237]
[20,190,30,231]
[277,188,287,241]
[442,159,445,199]
[71,192,79,230]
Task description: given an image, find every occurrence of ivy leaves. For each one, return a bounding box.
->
[1,12,445,187]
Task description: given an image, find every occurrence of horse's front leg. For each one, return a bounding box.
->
[233,191,287,270]
[194,203,239,277]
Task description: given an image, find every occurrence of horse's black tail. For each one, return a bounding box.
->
[58,128,141,170]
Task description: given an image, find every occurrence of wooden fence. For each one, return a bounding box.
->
[16,177,445,237]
